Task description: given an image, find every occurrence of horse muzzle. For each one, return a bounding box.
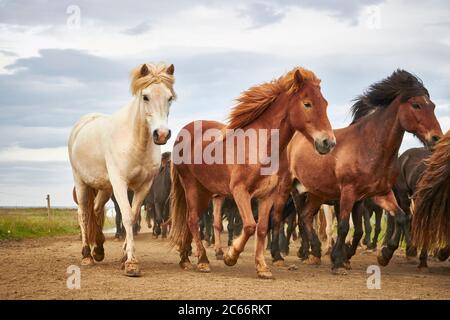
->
[314,136,336,155]
[153,128,171,145]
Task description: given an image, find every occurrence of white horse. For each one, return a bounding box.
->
[68,63,176,276]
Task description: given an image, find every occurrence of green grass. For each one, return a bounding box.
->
[0,208,115,241]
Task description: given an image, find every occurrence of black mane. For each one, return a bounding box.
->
[350,69,429,124]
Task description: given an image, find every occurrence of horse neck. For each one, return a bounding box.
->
[362,101,405,167]
[127,97,151,152]
[247,94,294,153]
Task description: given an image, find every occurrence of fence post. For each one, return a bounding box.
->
[46,194,51,220]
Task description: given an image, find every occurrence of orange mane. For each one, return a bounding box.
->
[226,67,321,129]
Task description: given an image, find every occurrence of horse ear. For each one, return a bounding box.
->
[166,64,175,75]
[294,69,304,87]
[140,64,149,77]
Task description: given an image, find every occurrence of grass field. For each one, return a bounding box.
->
[0,208,115,240]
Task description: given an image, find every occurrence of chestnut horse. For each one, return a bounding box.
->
[170,67,335,278]
[288,70,442,274]
[412,130,450,267]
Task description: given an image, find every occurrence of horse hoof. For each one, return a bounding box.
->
[257,268,274,279]
[304,256,321,265]
[124,261,141,277]
[343,261,352,270]
[377,254,390,267]
[92,247,104,262]
[81,257,95,266]
[197,263,211,273]
[273,260,286,267]
[331,267,348,275]
[224,253,237,267]
[437,249,450,262]
[179,261,192,270]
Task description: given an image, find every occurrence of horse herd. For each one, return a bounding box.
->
[68,63,449,279]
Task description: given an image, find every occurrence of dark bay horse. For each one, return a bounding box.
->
[412,130,450,267]
[288,70,442,274]
[360,199,384,250]
[170,67,335,278]
[143,152,172,238]
[111,191,140,239]
[386,147,431,260]
[201,197,249,257]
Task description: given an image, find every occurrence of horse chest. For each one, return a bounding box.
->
[127,158,159,188]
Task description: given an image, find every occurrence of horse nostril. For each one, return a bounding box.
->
[322,139,330,148]
[431,135,440,143]
[329,139,336,149]
[153,130,159,140]
[167,129,172,140]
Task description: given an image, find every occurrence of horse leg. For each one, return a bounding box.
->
[346,201,364,263]
[254,197,274,279]
[109,180,139,276]
[185,187,211,273]
[323,205,334,255]
[396,192,416,257]
[227,211,234,248]
[224,186,255,267]
[291,191,308,259]
[285,213,295,256]
[371,207,383,249]
[154,202,164,238]
[279,221,288,255]
[331,189,356,275]
[418,245,429,271]
[204,210,213,246]
[269,206,284,264]
[372,191,408,267]
[112,195,123,240]
[75,182,95,266]
[362,204,372,248]
[266,214,272,251]
[212,197,225,260]
[92,190,111,262]
[384,214,394,246]
[300,195,323,265]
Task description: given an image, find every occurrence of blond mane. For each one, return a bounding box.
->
[130,63,176,98]
[226,67,321,129]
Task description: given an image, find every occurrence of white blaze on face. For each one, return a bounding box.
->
[142,83,172,143]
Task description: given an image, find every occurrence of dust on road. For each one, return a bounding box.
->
[1,230,449,300]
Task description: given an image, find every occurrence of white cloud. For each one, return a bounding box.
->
[0,146,68,162]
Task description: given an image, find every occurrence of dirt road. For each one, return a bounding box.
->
[1,229,449,300]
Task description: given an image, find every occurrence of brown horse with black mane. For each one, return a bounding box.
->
[412,130,450,264]
[170,67,335,278]
[288,70,442,274]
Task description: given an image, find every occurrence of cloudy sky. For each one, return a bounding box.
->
[0,0,449,206]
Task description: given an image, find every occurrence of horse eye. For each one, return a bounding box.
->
[168,96,173,102]
[143,95,149,102]
[411,103,420,109]
[304,102,312,108]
